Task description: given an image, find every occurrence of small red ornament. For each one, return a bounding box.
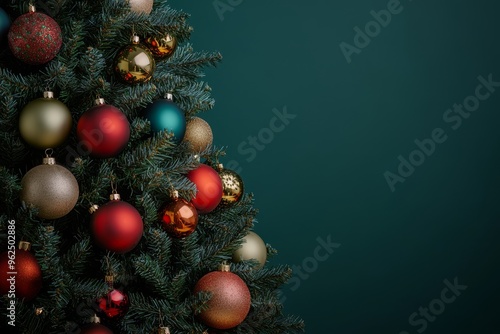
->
[194,264,251,329]
[160,190,198,238]
[187,164,223,214]
[98,289,129,319]
[77,98,130,158]
[0,242,42,300]
[91,193,143,254]
[8,5,62,65]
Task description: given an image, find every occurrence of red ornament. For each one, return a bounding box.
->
[91,194,143,253]
[194,264,251,329]
[187,164,223,214]
[0,242,42,300]
[160,193,198,238]
[80,324,113,334]
[77,99,130,158]
[97,288,129,319]
[8,6,62,65]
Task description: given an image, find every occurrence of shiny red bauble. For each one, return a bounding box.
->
[187,164,223,214]
[92,198,143,253]
[0,248,42,300]
[80,323,113,334]
[97,289,129,319]
[77,101,130,158]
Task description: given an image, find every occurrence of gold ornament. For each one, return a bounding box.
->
[145,34,177,59]
[114,35,156,84]
[232,231,267,269]
[19,91,72,149]
[129,0,153,14]
[35,307,44,316]
[218,165,244,206]
[158,327,170,334]
[20,155,79,220]
[183,117,213,153]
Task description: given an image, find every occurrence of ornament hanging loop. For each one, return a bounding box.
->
[45,148,54,158]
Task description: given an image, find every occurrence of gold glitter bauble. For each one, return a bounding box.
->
[129,0,153,14]
[20,157,79,220]
[232,231,267,269]
[183,117,213,153]
[218,168,244,206]
[145,34,177,59]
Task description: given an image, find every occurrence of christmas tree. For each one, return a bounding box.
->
[0,1,304,333]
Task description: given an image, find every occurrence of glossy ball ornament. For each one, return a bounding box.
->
[129,0,154,14]
[160,191,198,238]
[91,194,143,253]
[20,156,79,220]
[183,117,213,153]
[194,264,251,329]
[19,91,72,149]
[114,35,155,84]
[232,231,267,269]
[187,164,223,214]
[144,34,177,59]
[97,288,130,319]
[80,324,113,334]
[218,166,244,206]
[0,7,10,41]
[77,98,130,158]
[8,5,62,65]
[144,94,186,143]
[0,242,42,300]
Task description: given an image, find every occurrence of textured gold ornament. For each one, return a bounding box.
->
[129,0,153,14]
[20,156,79,220]
[114,36,156,84]
[183,117,213,153]
[19,91,72,148]
[232,231,267,269]
[218,166,243,206]
[145,34,177,59]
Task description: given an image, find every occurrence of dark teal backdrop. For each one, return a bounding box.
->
[171,1,500,333]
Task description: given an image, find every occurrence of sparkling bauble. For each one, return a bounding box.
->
[0,242,42,300]
[144,94,186,143]
[20,156,79,220]
[218,167,244,206]
[129,0,154,14]
[8,6,62,65]
[98,288,130,319]
[144,34,177,59]
[0,7,10,41]
[77,99,130,158]
[114,35,155,84]
[160,196,198,238]
[19,91,72,149]
[183,117,213,153]
[187,164,223,214]
[232,231,267,269]
[92,195,143,253]
[80,324,113,334]
[194,265,251,329]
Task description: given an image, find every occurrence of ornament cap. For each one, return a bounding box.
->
[158,327,170,334]
[43,91,55,99]
[89,204,100,214]
[219,263,231,272]
[89,314,101,324]
[105,275,114,285]
[95,98,106,106]
[165,93,173,101]
[171,190,179,199]
[217,163,224,171]
[28,4,36,13]
[132,35,140,44]
[18,241,31,251]
[43,157,56,165]
[110,193,121,201]
[35,307,44,316]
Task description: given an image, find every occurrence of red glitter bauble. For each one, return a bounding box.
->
[97,289,129,319]
[8,11,62,65]
[0,248,42,300]
[92,199,143,254]
[77,102,130,158]
[194,269,251,329]
[187,164,223,214]
[80,323,113,334]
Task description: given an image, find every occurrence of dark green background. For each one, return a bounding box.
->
[171,1,500,333]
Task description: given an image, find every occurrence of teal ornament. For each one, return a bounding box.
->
[144,94,186,143]
[0,7,10,41]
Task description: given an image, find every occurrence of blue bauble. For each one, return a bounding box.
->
[0,7,10,41]
[144,98,186,143]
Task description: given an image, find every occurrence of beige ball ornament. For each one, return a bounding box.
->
[129,0,153,14]
[183,117,213,153]
[232,231,267,269]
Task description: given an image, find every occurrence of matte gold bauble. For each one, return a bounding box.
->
[232,231,267,269]
[183,117,213,153]
[144,34,177,59]
[19,91,72,148]
[129,0,153,14]
[20,156,79,219]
